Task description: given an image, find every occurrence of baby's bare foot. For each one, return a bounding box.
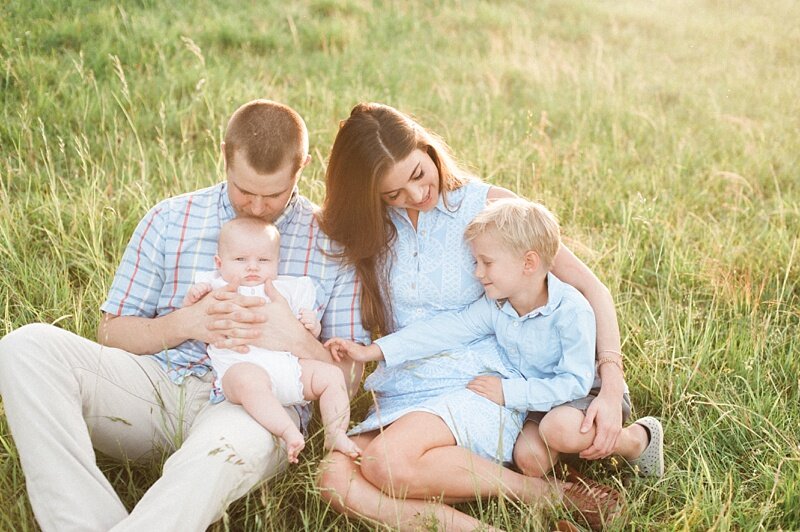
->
[327,431,362,458]
[281,428,305,464]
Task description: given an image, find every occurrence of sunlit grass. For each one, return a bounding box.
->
[1,0,799,529]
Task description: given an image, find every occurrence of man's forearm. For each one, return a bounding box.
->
[97,310,194,355]
[293,332,336,363]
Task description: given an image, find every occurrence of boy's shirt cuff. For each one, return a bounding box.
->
[373,335,403,366]
[502,378,531,412]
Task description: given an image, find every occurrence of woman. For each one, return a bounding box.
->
[317,103,636,530]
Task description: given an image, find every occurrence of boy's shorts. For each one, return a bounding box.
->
[525,387,632,424]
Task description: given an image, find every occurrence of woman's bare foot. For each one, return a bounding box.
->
[326,431,362,458]
[280,427,305,464]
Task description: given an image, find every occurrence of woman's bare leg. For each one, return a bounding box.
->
[360,412,558,505]
[222,363,305,463]
[318,432,492,532]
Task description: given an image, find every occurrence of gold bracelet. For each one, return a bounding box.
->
[597,356,623,372]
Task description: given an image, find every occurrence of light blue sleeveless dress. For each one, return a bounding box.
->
[349,181,525,463]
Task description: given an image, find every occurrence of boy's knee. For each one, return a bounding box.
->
[539,409,588,454]
[513,444,553,478]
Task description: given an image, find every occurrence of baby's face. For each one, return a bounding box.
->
[216,232,279,286]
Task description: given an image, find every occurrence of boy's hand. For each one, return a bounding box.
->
[324,338,383,363]
[298,308,321,338]
[467,376,505,406]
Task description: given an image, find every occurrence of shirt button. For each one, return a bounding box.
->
[416,308,423,314]
[513,322,520,327]
[411,283,416,289]
[413,252,418,257]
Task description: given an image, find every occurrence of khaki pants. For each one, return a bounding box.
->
[0,323,298,532]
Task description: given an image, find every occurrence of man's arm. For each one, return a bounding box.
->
[98,285,236,354]
[98,202,244,355]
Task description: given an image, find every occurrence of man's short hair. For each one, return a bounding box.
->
[224,99,308,174]
[464,198,561,267]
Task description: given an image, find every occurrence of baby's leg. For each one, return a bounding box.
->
[222,362,305,463]
[513,420,559,478]
[538,405,596,455]
[298,359,361,458]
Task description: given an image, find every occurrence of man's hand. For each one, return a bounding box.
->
[324,338,383,362]
[467,376,505,406]
[199,279,265,352]
[209,280,311,354]
[578,390,623,460]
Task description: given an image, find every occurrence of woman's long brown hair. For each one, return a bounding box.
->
[319,103,470,335]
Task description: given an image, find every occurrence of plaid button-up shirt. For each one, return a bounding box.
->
[101,182,369,385]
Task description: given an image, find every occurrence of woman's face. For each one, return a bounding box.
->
[378,148,440,213]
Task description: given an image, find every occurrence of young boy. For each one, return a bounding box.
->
[327,198,663,478]
[184,217,361,463]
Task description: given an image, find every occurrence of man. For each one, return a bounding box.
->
[0,100,368,531]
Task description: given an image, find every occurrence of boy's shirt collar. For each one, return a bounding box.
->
[496,272,565,319]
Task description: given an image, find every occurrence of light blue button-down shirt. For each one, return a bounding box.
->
[375,272,596,413]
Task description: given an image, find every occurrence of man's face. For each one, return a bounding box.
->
[226,151,299,223]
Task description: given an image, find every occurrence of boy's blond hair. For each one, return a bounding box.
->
[464,198,561,267]
[218,217,280,254]
[224,99,308,174]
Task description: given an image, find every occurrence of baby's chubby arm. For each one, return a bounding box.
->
[182,282,213,307]
[298,308,321,338]
[325,338,384,363]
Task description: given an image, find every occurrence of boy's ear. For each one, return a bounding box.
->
[523,250,540,273]
[302,153,311,168]
[214,255,222,270]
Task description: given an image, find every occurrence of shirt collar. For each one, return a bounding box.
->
[497,272,566,319]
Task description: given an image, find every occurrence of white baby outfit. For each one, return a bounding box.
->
[196,271,317,406]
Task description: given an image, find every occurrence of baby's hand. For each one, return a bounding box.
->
[324,338,384,363]
[298,308,321,338]
[182,282,213,307]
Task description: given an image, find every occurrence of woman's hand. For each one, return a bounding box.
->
[467,376,505,406]
[325,338,384,363]
[578,390,623,460]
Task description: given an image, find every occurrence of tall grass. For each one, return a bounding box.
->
[1,0,799,529]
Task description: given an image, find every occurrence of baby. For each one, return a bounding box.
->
[183,217,361,463]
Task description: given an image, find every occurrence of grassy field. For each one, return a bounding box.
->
[1,0,799,529]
